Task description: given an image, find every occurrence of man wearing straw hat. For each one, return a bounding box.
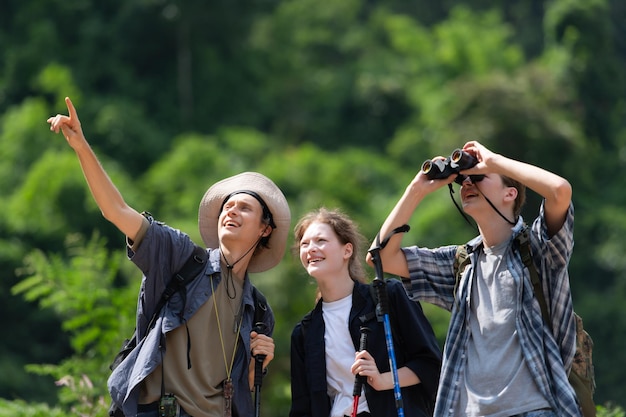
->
[48,97,291,417]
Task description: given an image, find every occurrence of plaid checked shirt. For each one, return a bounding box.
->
[401,202,581,416]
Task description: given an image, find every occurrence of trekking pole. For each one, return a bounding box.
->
[351,326,371,417]
[253,323,268,417]
[368,225,410,417]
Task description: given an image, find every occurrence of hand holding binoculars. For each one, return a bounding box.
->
[421,149,485,184]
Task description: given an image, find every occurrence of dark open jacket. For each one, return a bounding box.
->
[289,280,442,417]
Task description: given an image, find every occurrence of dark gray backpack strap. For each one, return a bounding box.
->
[252,286,268,328]
[516,226,550,324]
[453,244,471,304]
[147,244,207,331]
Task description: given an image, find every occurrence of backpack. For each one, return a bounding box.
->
[108,244,269,417]
[453,227,596,417]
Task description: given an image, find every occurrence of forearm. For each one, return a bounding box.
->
[490,154,572,234]
[73,140,143,240]
[47,97,144,240]
[490,154,569,201]
[367,178,427,277]
[373,367,420,391]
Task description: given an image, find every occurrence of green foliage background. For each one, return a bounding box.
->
[1,0,625,415]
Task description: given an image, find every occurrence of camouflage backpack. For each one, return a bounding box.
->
[453,226,596,417]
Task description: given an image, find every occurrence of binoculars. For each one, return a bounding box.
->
[421,149,483,184]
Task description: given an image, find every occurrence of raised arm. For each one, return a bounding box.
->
[461,141,572,237]
[47,97,144,240]
[366,166,453,277]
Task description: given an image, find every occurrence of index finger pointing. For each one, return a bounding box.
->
[65,97,78,120]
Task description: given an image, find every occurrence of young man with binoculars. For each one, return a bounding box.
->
[367,141,582,416]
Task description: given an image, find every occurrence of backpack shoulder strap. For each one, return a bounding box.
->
[111,244,208,371]
[165,245,207,296]
[146,244,208,331]
[362,282,406,348]
[516,226,550,324]
[453,244,471,300]
[358,285,380,324]
[252,286,268,327]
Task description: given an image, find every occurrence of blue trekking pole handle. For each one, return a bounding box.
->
[368,224,410,417]
[371,249,404,417]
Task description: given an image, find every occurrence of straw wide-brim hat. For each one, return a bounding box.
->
[198,172,291,273]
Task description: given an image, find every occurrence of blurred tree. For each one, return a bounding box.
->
[1,0,625,412]
[11,233,138,416]
[545,0,625,150]
[249,0,414,150]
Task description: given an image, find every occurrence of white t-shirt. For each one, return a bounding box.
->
[323,294,371,417]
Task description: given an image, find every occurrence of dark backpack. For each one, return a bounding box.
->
[453,227,596,417]
[108,244,269,417]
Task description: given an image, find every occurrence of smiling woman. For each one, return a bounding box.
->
[289,207,441,417]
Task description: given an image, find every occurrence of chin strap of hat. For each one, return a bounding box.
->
[220,235,264,299]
